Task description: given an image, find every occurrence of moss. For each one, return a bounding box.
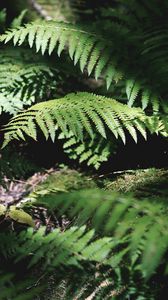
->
[34,168,96,193]
[103,168,168,198]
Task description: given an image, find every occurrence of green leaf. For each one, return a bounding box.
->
[8,206,35,228]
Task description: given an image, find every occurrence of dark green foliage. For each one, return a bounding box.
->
[0,273,41,300]
[60,132,116,169]
[30,188,168,281]
[0,47,60,115]
[1,12,167,111]
[0,187,167,299]
[0,145,39,181]
[1,2,168,167]
[1,1,168,299]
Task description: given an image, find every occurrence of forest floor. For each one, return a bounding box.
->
[1,166,168,206]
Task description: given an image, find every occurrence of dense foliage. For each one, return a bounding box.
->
[0,1,168,299]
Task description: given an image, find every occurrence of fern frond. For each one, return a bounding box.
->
[9,186,166,299]
[0,228,153,299]
[1,18,167,111]
[58,131,115,169]
[1,16,167,110]
[0,47,58,115]
[0,188,164,299]
[30,188,168,280]
[0,20,124,89]
[11,9,27,29]
[2,92,155,148]
[12,226,117,269]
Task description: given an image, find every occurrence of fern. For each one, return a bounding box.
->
[2,92,166,169]
[0,225,157,299]
[0,20,124,85]
[2,92,157,147]
[59,131,115,169]
[8,226,119,269]
[1,17,167,111]
[11,9,27,29]
[1,187,166,299]
[0,2,168,298]
[27,188,168,280]
[0,47,59,115]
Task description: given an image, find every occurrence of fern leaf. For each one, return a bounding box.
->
[141,89,150,110]
[2,92,154,149]
[87,41,105,75]
[0,21,123,90]
[0,47,58,115]
[126,79,141,107]
[1,19,165,111]
[28,188,168,281]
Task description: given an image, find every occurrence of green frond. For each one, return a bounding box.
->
[0,229,151,299]
[11,9,27,29]
[2,92,154,149]
[126,79,141,107]
[11,226,115,268]
[8,184,165,299]
[59,131,115,169]
[1,2,168,299]
[29,188,168,280]
[0,20,124,91]
[2,16,168,110]
[0,47,58,115]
